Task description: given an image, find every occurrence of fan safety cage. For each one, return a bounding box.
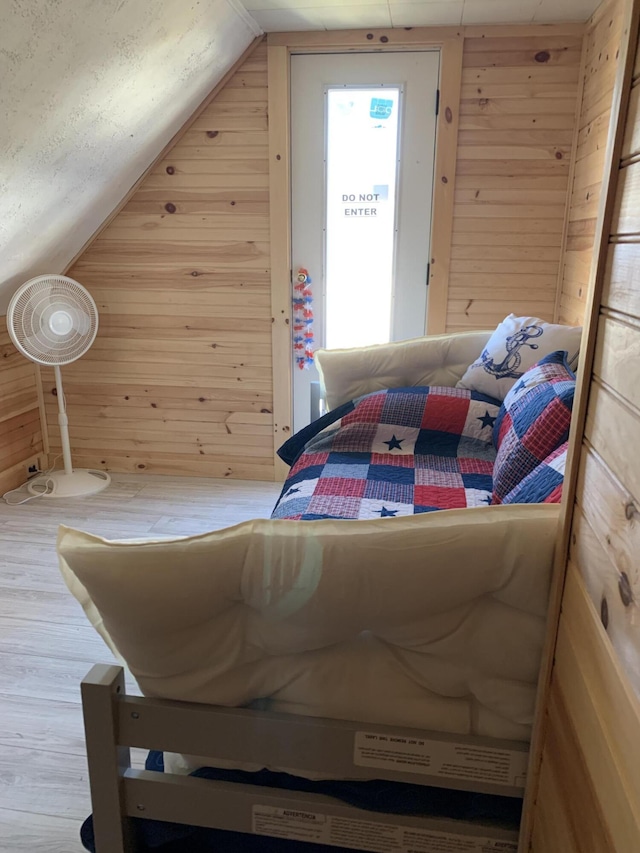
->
[8,275,99,366]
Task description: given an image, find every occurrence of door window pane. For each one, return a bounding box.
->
[325,87,400,350]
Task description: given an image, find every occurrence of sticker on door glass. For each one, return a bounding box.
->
[370,97,394,119]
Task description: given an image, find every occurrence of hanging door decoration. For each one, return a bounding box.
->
[293,268,314,370]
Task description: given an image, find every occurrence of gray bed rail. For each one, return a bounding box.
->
[82,664,524,853]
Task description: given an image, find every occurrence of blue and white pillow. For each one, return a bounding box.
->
[457,314,582,401]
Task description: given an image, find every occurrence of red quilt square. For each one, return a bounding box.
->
[314,477,367,498]
[291,451,329,477]
[522,403,571,460]
[544,483,563,503]
[307,495,362,518]
[342,393,386,425]
[421,395,469,434]
[457,457,495,475]
[496,412,513,448]
[370,453,415,467]
[414,484,468,509]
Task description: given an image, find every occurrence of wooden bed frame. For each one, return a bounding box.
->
[83,664,526,852]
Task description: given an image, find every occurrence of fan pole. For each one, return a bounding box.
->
[54,365,74,476]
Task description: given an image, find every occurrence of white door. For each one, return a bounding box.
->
[291,50,440,432]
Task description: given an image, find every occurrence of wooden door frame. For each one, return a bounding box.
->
[267,28,464,479]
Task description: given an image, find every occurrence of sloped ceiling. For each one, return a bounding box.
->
[1,0,598,314]
[0,0,261,312]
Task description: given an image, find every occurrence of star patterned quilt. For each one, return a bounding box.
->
[272,386,501,520]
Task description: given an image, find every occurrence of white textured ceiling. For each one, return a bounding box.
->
[0,0,260,311]
[0,0,599,313]
[244,0,600,31]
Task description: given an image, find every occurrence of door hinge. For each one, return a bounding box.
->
[426,263,430,286]
[435,89,440,116]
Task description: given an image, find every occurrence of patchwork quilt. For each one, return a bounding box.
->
[273,386,501,520]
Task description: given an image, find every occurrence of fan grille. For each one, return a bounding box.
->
[8,276,98,366]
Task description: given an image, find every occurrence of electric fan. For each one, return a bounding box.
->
[7,275,110,498]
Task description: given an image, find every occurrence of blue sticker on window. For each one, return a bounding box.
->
[370,97,393,120]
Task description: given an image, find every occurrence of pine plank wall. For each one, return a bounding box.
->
[556,0,623,326]
[447,30,581,331]
[42,43,275,482]
[0,318,44,495]
[4,8,640,849]
[2,22,601,485]
[529,2,640,848]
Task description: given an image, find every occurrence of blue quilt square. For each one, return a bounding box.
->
[380,392,427,428]
[327,451,372,465]
[456,436,498,462]
[271,496,311,518]
[321,463,369,480]
[511,388,554,437]
[470,390,502,407]
[415,429,461,457]
[461,473,493,490]
[364,480,414,504]
[368,464,415,485]
[503,465,563,504]
[414,505,441,514]
[300,513,344,520]
[284,465,326,487]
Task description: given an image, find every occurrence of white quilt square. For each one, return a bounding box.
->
[372,425,419,455]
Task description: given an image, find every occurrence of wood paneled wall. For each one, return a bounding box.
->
[556,0,623,327]
[41,43,275,482]
[0,318,44,494]
[446,30,582,331]
[529,4,640,848]
[40,27,586,481]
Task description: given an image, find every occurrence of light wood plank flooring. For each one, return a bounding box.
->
[0,474,281,852]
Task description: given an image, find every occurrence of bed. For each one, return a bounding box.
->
[63,324,579,852]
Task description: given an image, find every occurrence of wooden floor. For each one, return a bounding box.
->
[0,473,281,852]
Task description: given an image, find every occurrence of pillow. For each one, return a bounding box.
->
[492,351,575,504]
[493,350,576,446]
[457,314,582,401]
[501,442,567,505]
[315,330,493,410]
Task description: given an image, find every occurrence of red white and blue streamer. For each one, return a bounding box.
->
[293,268,314,370]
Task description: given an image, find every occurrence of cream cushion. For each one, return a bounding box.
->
[315,331,492,411]
[59,504,559,748]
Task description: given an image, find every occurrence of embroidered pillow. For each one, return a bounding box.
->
[492,352,575,504]
[500,442,567,505]
[457,314,581,401]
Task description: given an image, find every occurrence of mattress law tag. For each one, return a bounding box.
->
[354,731,528,790]
[252,805,517,852]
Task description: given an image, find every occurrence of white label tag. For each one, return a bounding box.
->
[354,732,528,790]
[252,805,517,852]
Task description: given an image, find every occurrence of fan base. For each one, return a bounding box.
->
[27,469,111,499]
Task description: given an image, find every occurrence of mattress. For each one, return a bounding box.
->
[58,505,559,778]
